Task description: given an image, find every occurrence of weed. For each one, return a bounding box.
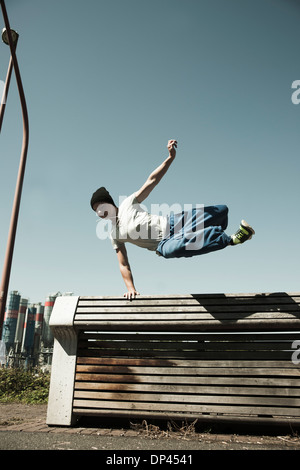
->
[130,418,199,439]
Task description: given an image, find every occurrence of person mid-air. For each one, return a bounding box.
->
[91,140,255,299]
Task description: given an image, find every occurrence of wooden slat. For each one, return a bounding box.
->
[77,342,295,353]
[75,364,300,376]
[76,351,292,361]
[78,292,300,303]
[73,320,300,332]
[76,350,292,361]
[73,382,300,397]
[75,354,300,368]
[74,390,300,408]
[74,373,300,388]
[73,399,300,417]
[78,332,298,341]
[73,389,300,407]
[77,339,296,350]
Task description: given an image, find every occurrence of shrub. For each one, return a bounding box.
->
[0,368,50,404]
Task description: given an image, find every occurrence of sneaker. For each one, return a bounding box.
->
[231,220,255,245]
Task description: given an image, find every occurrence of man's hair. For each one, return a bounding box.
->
[90,187,116,210]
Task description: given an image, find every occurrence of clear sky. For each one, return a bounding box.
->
[0,0,299,304]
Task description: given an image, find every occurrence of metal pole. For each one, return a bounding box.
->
[0,0,29,338]
[0,36,18,133]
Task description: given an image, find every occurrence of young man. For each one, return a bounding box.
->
[91,140,255,299]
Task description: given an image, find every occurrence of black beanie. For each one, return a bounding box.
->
[90,187,116,210]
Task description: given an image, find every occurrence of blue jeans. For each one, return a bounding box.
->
[156,205,231,258]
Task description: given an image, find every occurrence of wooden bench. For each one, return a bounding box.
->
[46,292,300,427]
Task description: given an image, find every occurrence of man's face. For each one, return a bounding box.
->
[94,202,117,220]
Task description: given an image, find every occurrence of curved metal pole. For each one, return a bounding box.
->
[0,0,29,337]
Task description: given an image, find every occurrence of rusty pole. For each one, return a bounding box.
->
[0,0,29,337]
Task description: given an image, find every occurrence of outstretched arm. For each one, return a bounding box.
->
[135,140,177,203]
[116,244,140,300]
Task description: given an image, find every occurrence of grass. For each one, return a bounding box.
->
[0,367,50,404]
[130,418,201,439]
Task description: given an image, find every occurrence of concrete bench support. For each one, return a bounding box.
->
[46,296,79,426]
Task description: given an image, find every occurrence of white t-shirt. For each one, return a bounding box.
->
[110,193,168,251]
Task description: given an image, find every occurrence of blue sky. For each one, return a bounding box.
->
[0,0,299,304]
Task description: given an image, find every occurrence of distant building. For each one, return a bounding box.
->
[1,290,74,367]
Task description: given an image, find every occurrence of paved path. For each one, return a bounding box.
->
[0,403,300,451]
